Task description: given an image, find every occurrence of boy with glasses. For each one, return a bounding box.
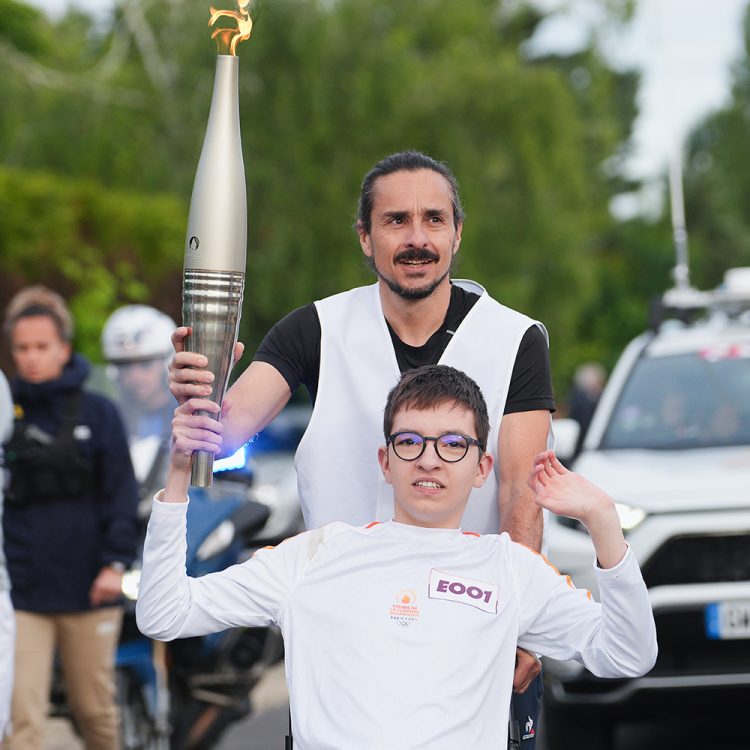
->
[137,364,656,749]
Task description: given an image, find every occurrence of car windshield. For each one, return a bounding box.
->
[601,348,750,450]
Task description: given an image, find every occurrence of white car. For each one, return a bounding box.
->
[543,269,750,749]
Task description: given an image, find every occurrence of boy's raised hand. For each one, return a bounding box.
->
[170,397,223,473]
[528,450,627,569]
[528,450,612,526]
[158,397,225,504]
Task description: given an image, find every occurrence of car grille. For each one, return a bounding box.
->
[641,532,750,587]
[650,609,750,676]
[555,608,750,691]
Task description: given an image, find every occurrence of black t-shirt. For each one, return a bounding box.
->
[254,284,555,414]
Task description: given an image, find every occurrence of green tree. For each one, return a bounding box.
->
[0,167,185,362]
[0,0,641,393]
[682,5,750,288]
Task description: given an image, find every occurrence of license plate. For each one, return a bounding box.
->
[705,601,750,639]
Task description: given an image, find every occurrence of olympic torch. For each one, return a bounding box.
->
[182,2,253,486]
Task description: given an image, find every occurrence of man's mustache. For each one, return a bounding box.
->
[395,248,440,263]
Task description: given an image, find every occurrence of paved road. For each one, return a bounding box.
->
[216,663,289,750]
[216,666,746,750]
[42,663,289,750]
[45,666,745,749]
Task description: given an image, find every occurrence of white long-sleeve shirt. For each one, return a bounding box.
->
[137,499,656,750]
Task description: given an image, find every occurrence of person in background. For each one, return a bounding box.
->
[101,305,176,496]
[169,151,556,744]
[567,361,606,456]
[0,371,15,742]
[101,305,176,442]
[2,286,139,750]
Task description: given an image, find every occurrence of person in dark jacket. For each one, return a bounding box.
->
[2,286,139,750]
[567,362,606,457]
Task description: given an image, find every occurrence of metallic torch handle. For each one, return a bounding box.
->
[183,269,245,486]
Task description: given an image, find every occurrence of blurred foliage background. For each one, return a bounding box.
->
[0,0,746,403]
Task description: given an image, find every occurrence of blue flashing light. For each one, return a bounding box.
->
[213,444,247,473]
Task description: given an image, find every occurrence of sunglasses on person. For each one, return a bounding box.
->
[387,432,485,463]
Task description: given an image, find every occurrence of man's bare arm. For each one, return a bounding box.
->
[220,361,292,455]
[498,409,550,551]
[169,327,292,458]
[498,409,551,692]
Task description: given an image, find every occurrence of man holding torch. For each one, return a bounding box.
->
[171,150,554,745]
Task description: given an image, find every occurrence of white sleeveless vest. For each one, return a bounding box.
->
[294,280,546,533]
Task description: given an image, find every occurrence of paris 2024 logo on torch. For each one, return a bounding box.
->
[186,236,200,265]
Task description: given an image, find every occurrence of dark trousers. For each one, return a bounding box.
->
[511,672,544,748]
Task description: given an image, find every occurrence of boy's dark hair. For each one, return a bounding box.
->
[356,151,464,234]
[383,365,490,449]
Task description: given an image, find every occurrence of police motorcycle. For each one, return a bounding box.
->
[51,306,302,749]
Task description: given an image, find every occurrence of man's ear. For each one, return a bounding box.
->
[358,223,373,258]
[473,451,493,489]
[378,444,392,485]
[452,221,463,256]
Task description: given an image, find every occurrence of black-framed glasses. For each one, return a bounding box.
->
[387,432,485,463]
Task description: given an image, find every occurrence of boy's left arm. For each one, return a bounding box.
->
[514,541,657,678]
[516,451,657,677]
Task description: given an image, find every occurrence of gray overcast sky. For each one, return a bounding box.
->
[26,0,750,185]
[535,0,750,181]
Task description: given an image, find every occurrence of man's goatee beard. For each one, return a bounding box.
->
[381,270,451,300]
[366,252,455,300]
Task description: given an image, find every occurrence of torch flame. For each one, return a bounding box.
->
[209,0,253,56]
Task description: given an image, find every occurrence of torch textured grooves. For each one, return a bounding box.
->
[183,268,245,486]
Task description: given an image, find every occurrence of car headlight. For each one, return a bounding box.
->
[121,569,141,601]
[614,502,647,531]
[196,520,236,561]
[556,501,647,534]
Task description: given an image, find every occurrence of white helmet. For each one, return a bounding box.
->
[102,305,176,362]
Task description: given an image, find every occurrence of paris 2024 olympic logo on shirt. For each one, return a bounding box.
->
[389,590,420,627]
